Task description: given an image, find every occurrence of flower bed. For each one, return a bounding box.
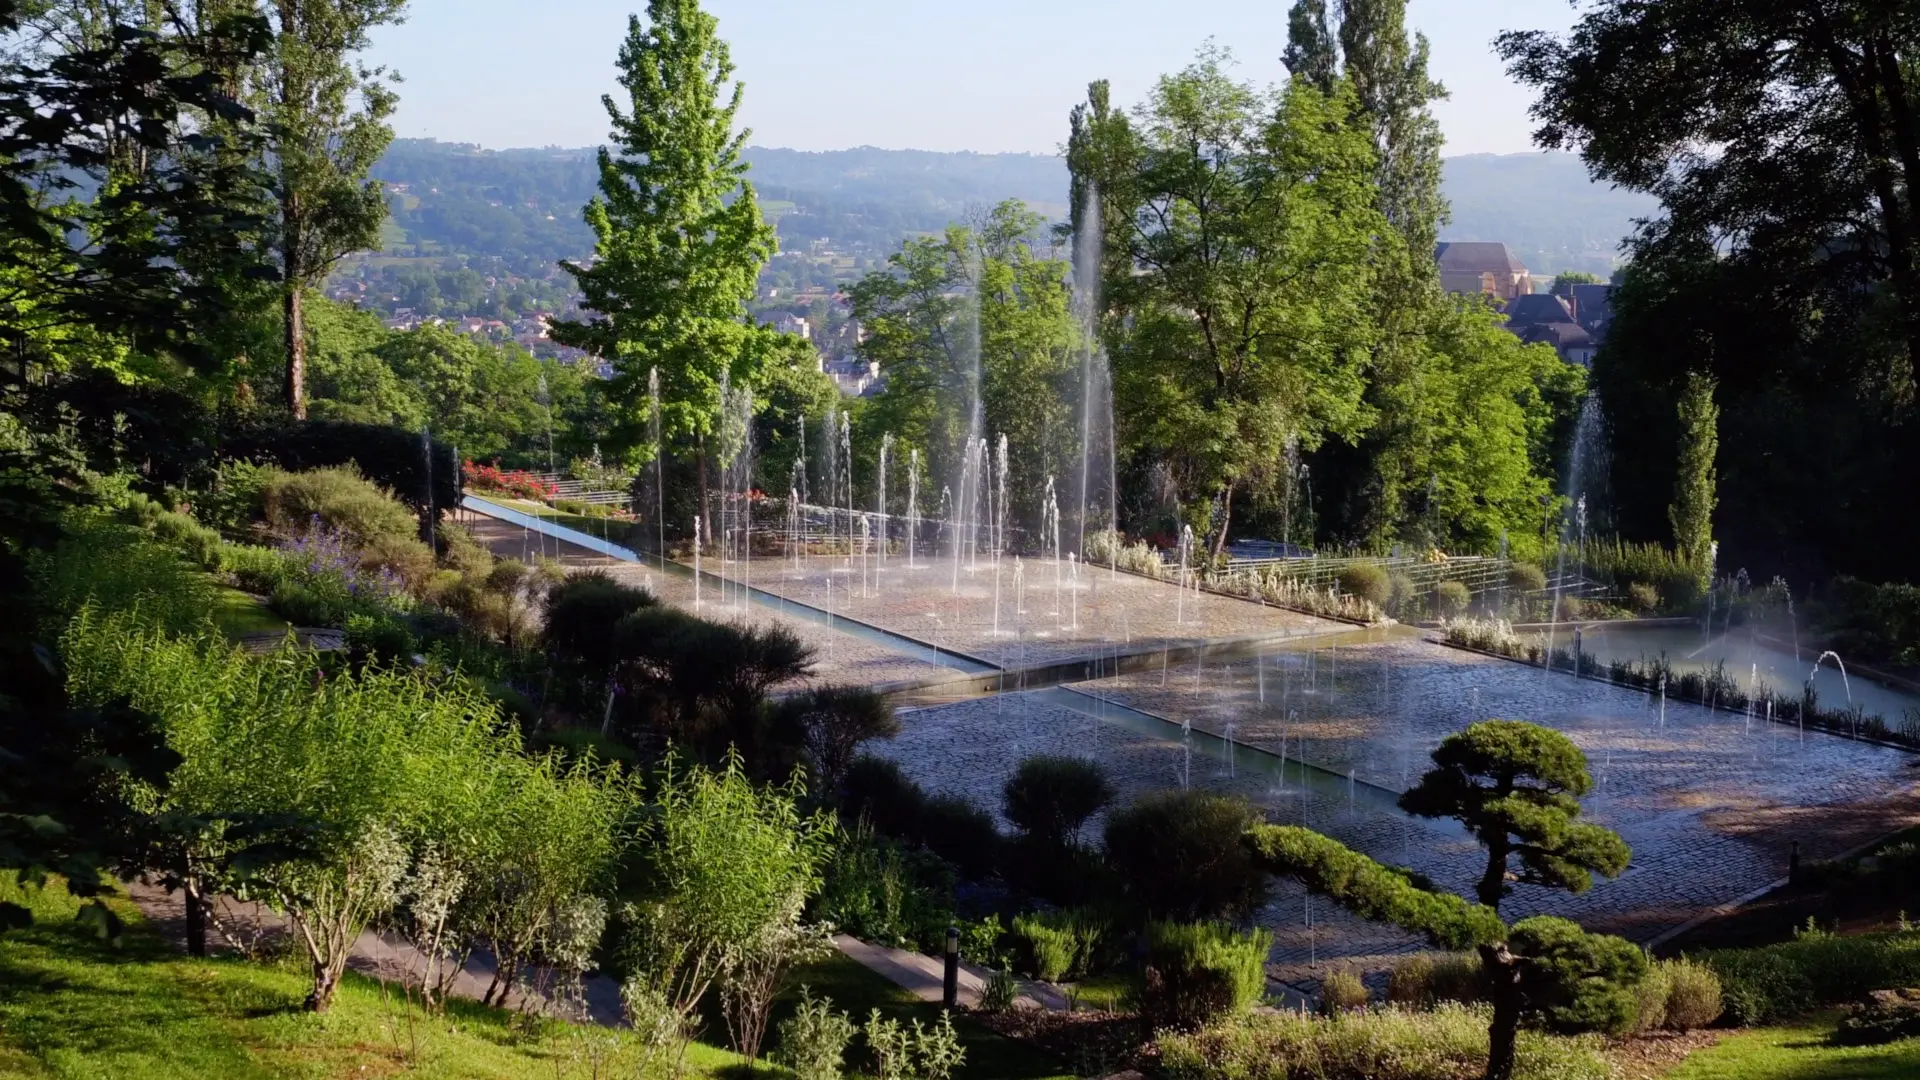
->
[463,459,558,502]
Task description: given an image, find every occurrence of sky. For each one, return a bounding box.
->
[365,0,1579,157]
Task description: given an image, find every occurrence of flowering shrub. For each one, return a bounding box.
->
[463,459,558,501]
[262,516,409,626]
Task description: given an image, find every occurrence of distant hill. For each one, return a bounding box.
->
[353,141,1658,317]
[1440,153,1657,280]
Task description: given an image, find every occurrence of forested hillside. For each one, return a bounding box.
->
[352,140,1655,319]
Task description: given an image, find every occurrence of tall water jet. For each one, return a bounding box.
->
[907,448,921,568]
[649,367,664,566]
[1546,391,1609,668]
[839,412,853,563]
[1071,180,1117,559]
[820,404,838,556]
[994,433,1009,561]
[876,433,892,568]
[794,414,808,507]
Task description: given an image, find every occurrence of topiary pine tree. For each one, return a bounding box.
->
[1398,720,1633,1080]
[1398,719,1631,912]
[1245,719,1639,1080]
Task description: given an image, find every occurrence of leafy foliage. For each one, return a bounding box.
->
[1106,791,1271,923]
[1398,720,1630,908]
[1138,920,1273,1033]
[1001,755,1113,850]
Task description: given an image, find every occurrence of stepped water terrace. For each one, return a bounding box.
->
[468,490,1920,998]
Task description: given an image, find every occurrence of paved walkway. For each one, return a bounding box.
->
[831,934,1064,1011]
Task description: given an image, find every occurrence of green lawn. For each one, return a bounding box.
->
[0,882,1067,1080]
[0,881,751,1080]
[207,584,289,638]
[1664,1015,1920,1080]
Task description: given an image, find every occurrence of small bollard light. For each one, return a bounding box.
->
[943,925,959,1009]
[1789,840,1801,885]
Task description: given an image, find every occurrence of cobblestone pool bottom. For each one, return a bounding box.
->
[874,634,1920,991]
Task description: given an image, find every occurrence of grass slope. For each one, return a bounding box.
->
[1663,1015,1920,1080]
[0,882,751,1079]
[0,882,1067,1080]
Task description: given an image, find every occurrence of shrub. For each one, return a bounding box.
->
[863,1008,964,1080]
[1013,913,1076,983]
[1629,957,1670,1033]
[774,987,856,1080]
[31,515,212,633]
[812,824,953,951]
[1002,754,1114,849]
[1508,562,1547,593]
[1697,926,1920,1025]
[543,569,657,676]
[1435,579,1471,618]
[344,612,417,667]
[1510,915,1647,1036]
[772,685,903,796]
[257,465,420,549]
[1386,951,1483,1009]
[980,967,1019,1013]
[1138,921,1272,1033]
[1700,947,1815,1026]
[197,459,269,535]
[1158,1003,1610,1080]
[1104,791,1269,921]
[219,543,287,594]
[221,418,459,513]
[1627,582,1659,614]
[914,794,1000,881]
[1387,574,1418,616]
[1011,908,1110,982]
[1317,970,1369,1015]
[1338,563,1391,605]
[149,510,224,570]
[1659,958,1723,1031]
[838,756,925,835]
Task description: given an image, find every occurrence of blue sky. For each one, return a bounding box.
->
[366,0,1578,156]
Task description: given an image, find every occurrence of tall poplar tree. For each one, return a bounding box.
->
[1282,0,1337,93]
[1669,369,1718,578]
[552,0,792,530]
[258,0,404,419]
[1305,0,1457,545]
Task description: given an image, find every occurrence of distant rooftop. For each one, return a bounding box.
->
[1435,241,1528,274]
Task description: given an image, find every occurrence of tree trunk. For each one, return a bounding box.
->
[305,961,337,1012]
[697,437,711,552]
[283,271,306,419]
[183,877,206,958]
[1210,480,1235,560]
[1481,945,1522,1080]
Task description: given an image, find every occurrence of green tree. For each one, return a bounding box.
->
[256,0,405,419]
[1102,50,1384,554]
[1243,720,1641,1080]
[551,0,798,533]
[622,753,833,1060]
[1549,271,1603,296]
[1398,720,1633,1080]
[1668,369,1717,578]
[1497,1,1920,374]
[848,201,1078,528]
[1321,0,1455,546]
[1282,0,1338,93]
[1400,299,1585,558]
